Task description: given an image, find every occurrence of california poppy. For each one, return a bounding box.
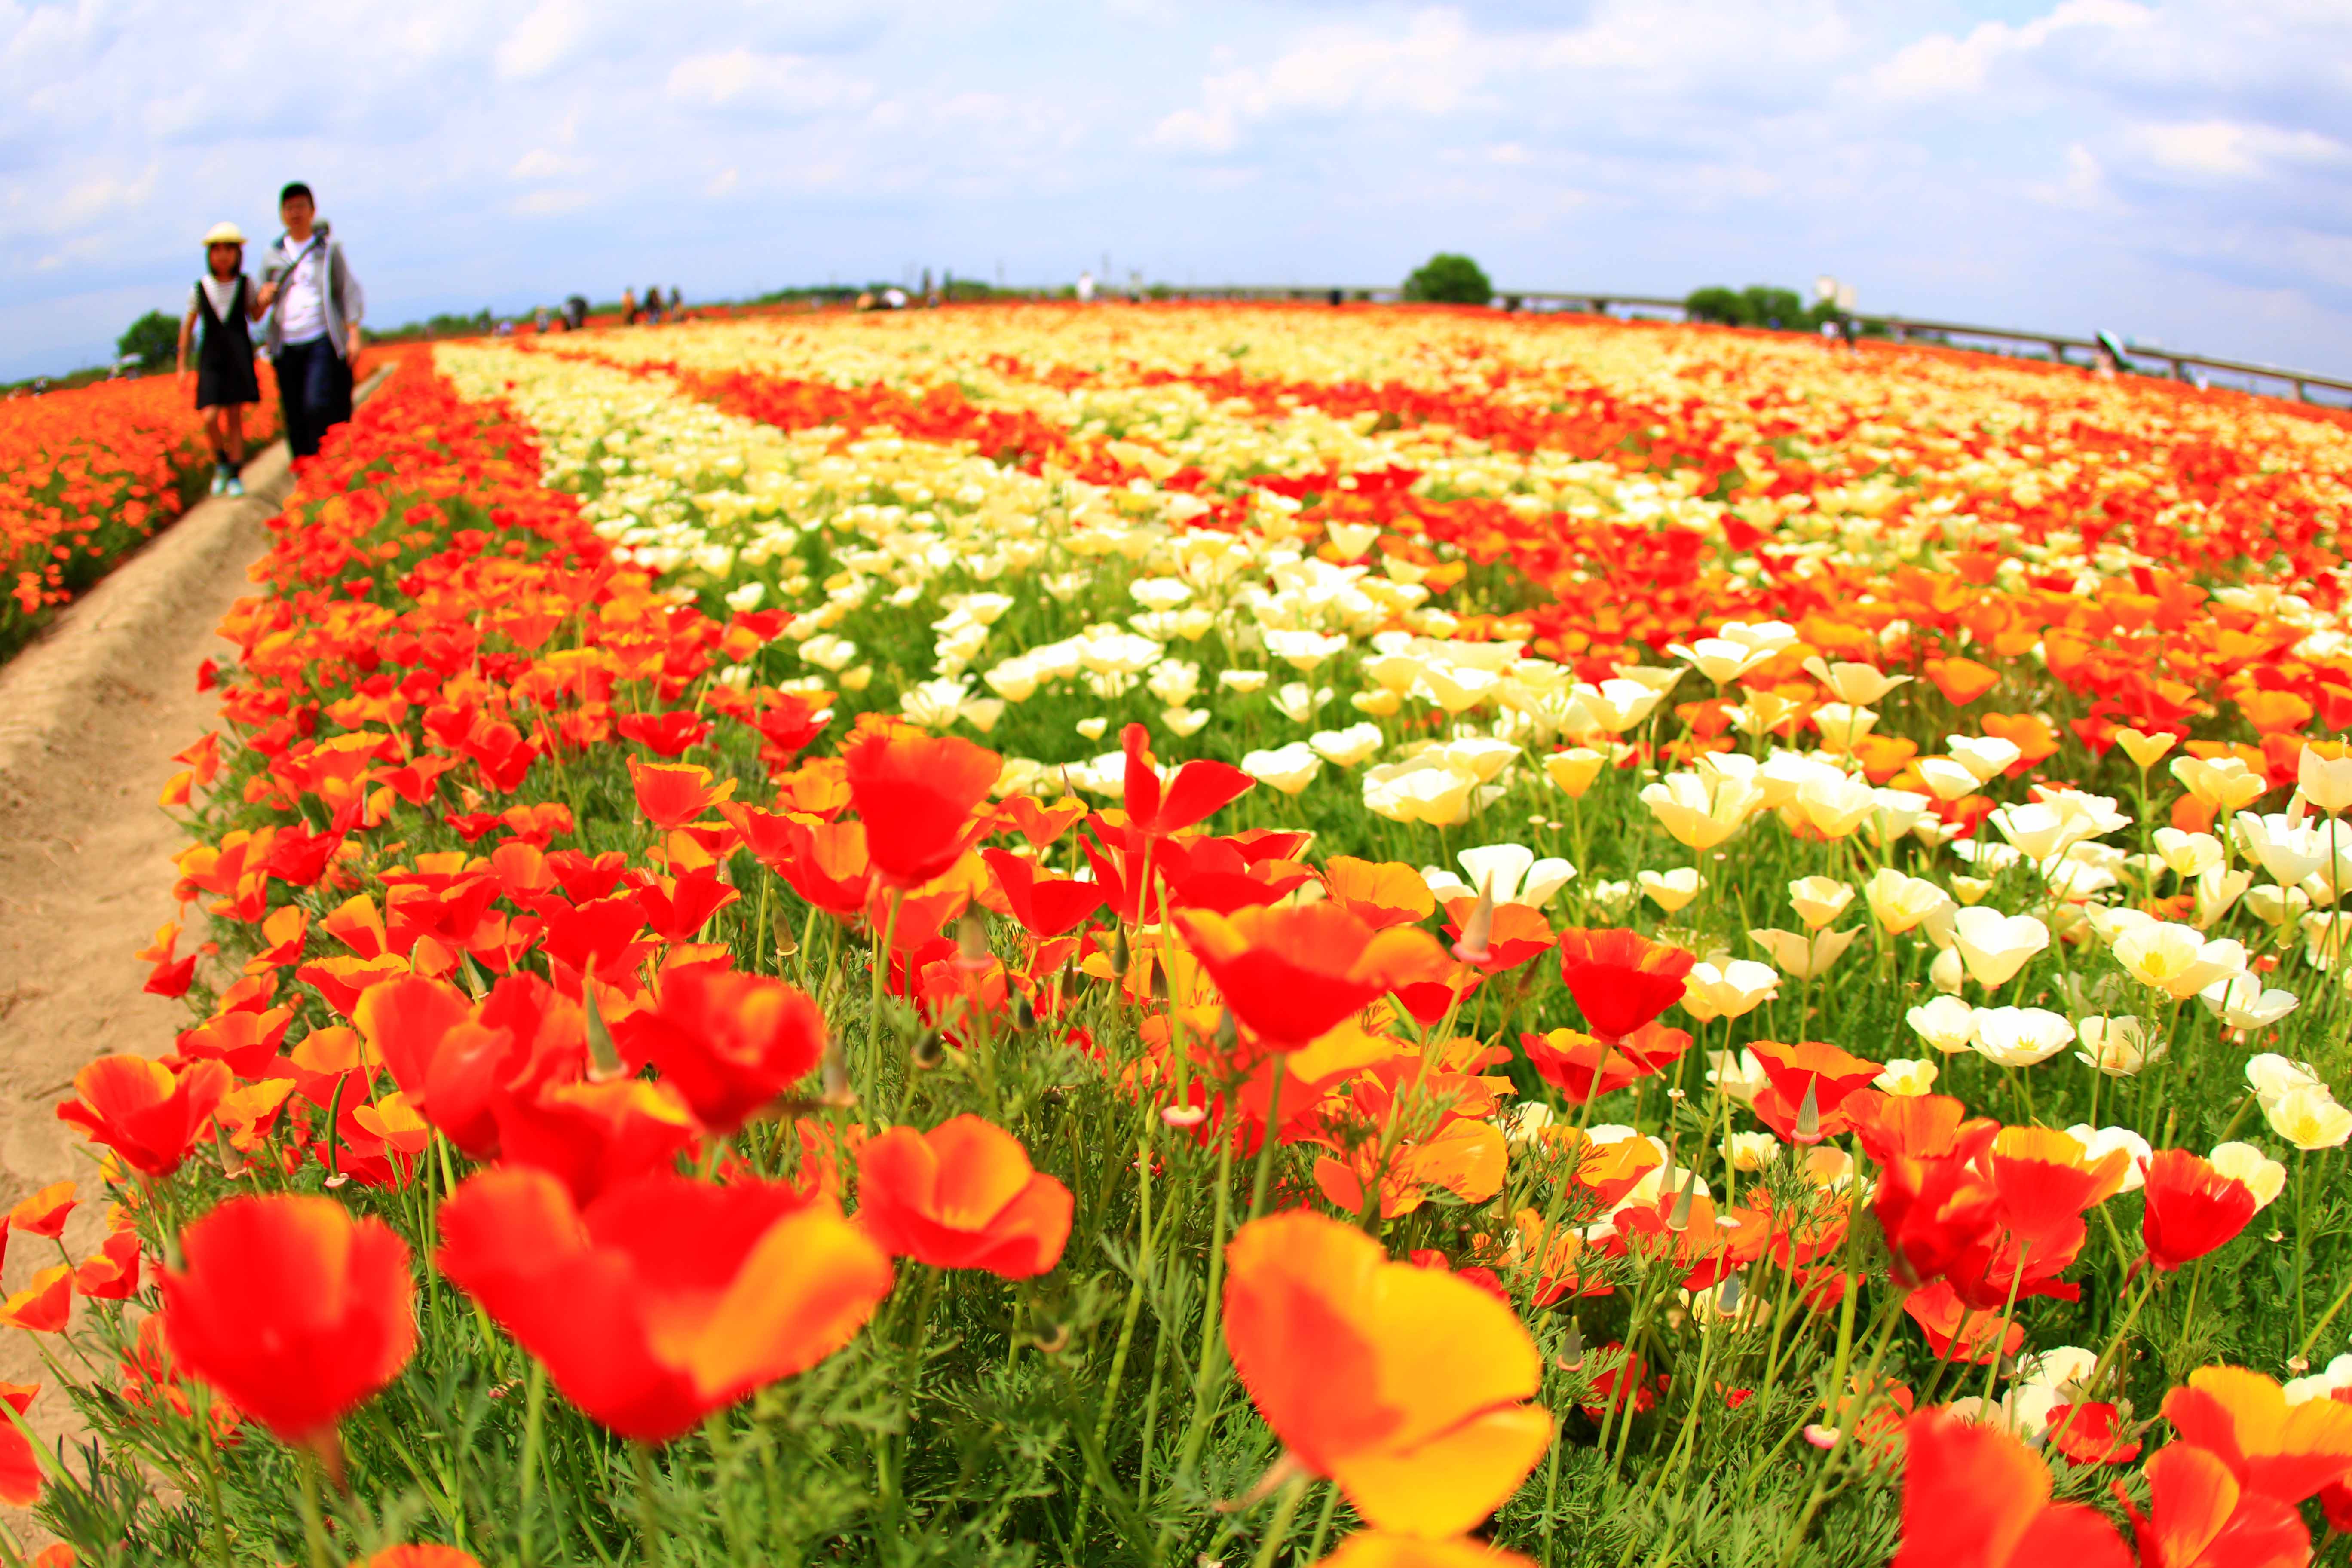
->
[7,1182,74,1239]
[1892,1409,2131,1568]
[619,968,827,1135]
[843,728,1001,888]
[1176,904,1445,1050]
[1118,722,1253,839]
[160,1195,416,1448]
[1747,1040,1883,1146]
[627,758,736,830]
[437,1167,891,1442]
[2161,1365,2352,1503]
[1519,1022,1690,1103]
[2118,1442,2309,1568]
[1554,928,1694,1042]
[981,849,1106,940]
[1322,857,1438,931]
[491,1078,700,1207]
[2141,1150,2257,1272]
[854,1115,1073,1278]
[55,1056,232,1177]
[1313,1534,1537,1568]
[1222,1209,1552,1538]
[0,1384,38,1506]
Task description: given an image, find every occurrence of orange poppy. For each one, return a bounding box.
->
[437,1167,891,1442]
[1747,1039,1883,1146]
[55,1056,232,1177]
[2161,1366,2352,1503]
[1892,1409,2130,1568]
[1118,722,1253,839]
[1176,904,1445,1050]
[627,759,737,830]
[843,728,1001,888]
[1312,1534,1536,1568]
[160,1195,416,1447]
[618,967,827,1135]
[2141,1150,2257,1272]
[0,1383,38,1506]
[854,1115,1073,1278]
[1222,1210,1552,1538]
[7,1181,75,1239]
[2118,1442,2309,1568]
[1554,928,1694,1043]
[1322,857,1438,931]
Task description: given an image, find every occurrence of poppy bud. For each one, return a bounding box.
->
[911,1029,945,1069]
[1215,1009,1237,1054]
[582,986,625,1084]
[772,903,799,961]
[1666,1170,1698,1233]
[1451,871,1496,965]
[1150,960,1170,1004]
[1715,1271,1744,1315]
[1558,1316,1586,1371]
[955,910,992,974]
[1110,926,1130,979]
[1010,991,1037,1032]
[1795,1076,1822,1143]
[819,1038,855,1107]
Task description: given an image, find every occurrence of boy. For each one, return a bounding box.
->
[258,182,365,459]
[175,222,265,497]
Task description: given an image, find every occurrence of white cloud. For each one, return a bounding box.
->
[495,0,589,83]
[512,187,593,216]
[1151,8,1482,152]
[666,49,874,114]
[2134,119,2352,180]
[706,167,740,198]
[511,148,589,181]
[1865,0,2153,103]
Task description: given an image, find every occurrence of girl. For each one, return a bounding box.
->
[176,221,265,496]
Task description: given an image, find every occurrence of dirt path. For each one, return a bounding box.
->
[0,434,297,1542]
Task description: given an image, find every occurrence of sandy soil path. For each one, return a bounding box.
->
[0,433,297,1544]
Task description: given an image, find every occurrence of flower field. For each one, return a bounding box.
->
[0,368,279,658]
[17,302,2352,1567]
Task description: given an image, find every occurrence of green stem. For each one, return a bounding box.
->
[518,1360,548,1566]
[1249,1473,1309,1568]
[296,1448,333,1568]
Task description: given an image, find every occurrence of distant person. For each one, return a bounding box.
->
[258,182,364,460]
[670,285,686,319]
[643,285,664,324]
[563,295,588,331]
[622,287,639,325]
[1076,270,1096,304]
[175,221,266,497]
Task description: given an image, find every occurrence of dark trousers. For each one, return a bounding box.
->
[277,337,353,459]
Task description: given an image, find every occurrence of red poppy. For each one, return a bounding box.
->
[616,710,711,757]
[1442,900,1556,973]
[854,1115,1073,1278]
[491,1078,699,1207]
[981,848,1106,939]
[2141,1149,2257,1272]
[1747,1039,1883,1146]
[1118,722,1253,839]
[2044,1403,2139,1466]
[1176,904,1446,1049]
[160,1195,416,1448]
[1519,1022,1690,1103]
[7,1182,75,1239]
[627,759,736,830]
[0,1384,38,1506]
[0,1267,71,1332]
[2161,1365,2352,1503]
[619,968,827,1135]
[1892,1409,2132,1568]
[437,1167,891,1442]
[2119,1442,2310,1568]
[843,729,1001,888]
[1554,928,1694,1042]
[55,1056,232,1177]
[1903,1281,2022,1366]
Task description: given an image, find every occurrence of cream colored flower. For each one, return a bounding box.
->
[2074,1016,2160,1077]
[1451,843,1576,907]
[2114,728,2177,769]
[2299,744,2352,817]
[2264,1085,2352,1151]
[1639,867,1704,914]
[2154,828,2225,878]
[1907,994,1978,1053]
[2172,754,2269,813]
[2210,1142,2287,1209]
[2245,883,2313,928]
[1723,1131,1783,1171]
[1670,636,1774,686]
[1578,678,1666,733]
[1308,722,1384,767]
[1811,704,1879,754]
[1242,742,1322,796]
[1970,1006,2073,1067]
[1542,747,1605,798]
[1946,734,2023,784]
[1792,771,1880,840]
[1788,876,1855,930]
[1802,656,1910,706]
[1640,770,1762,852]
[1915,757,1981,802]
[1361,753,1479,827]
[1682,960,1779,1022]
[1748,925,1860,980]
[1875,1058,1939,1096]
[1862,868,1951,934]
[1951,875,1993,906]
[1217,669,1271,694]
[1706,1049,1768,1104]
[1949,906,2049,988]
[1162,707,1212,738]
[1076,717,1109,741]
[2067,1125,2153,1191]
[1271,681,1333,724]
[2111,922,2245,1000]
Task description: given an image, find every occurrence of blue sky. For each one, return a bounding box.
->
[5,0,2350,380]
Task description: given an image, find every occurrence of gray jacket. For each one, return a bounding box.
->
[260,225,365,359]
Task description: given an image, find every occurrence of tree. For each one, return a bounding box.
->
[1684,287,1746,325]
[1403,254,1493,306]
[118,310,178,371]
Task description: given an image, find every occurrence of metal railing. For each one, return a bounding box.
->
[1176,285,2352,409]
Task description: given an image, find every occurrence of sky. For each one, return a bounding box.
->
[4,0,2351,381]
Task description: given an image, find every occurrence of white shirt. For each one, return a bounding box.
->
[275,235,329,345]
[187,274,248,323]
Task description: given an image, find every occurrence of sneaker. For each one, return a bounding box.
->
[208,468,226,496]
[224,476,245,498]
